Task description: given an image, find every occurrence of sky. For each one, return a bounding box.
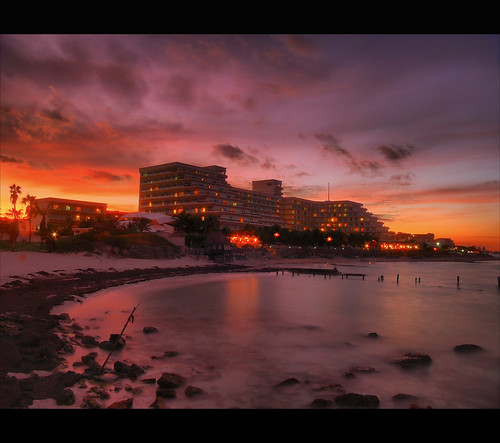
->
[1,34,499,250]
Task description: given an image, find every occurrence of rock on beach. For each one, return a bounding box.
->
[391,353,432,367]
[334,393,380,408]
[157,372,187,389]
[453,344,483,353]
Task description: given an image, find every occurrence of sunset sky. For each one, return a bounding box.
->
[1,34,498,250]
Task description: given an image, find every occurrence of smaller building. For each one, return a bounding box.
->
[33,197,108,230]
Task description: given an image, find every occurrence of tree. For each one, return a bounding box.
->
[133,217,152,233]
[200,215,220,234]
[0,219,10,241]
[172,212,204,234]
[9,184,22,219]
[22,194,37,242]
[6,220,20,251]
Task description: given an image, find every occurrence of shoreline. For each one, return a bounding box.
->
[0,251,498,408]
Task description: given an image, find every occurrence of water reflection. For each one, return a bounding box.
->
[51,261,499,409]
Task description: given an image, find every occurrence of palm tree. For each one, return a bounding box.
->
[22,194,37,242]
[134,217,152,233]
[9,184,22,219]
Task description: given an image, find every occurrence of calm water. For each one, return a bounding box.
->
[48,260,500,409]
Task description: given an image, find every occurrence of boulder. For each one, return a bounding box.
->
[273,377,301,389]
[88,386,110,400]
[185,385,206,397]
[157,372,186,389]
[334,393,380,408]
[114,361,132,374]
[56,388,75,406]
[100,334,126,350]
[107,398,133,409]
[392,393,419,402]
[109,334,126,348]
[81,395,103,409]
[453,344,483,353]
[391,353,432,367]
[311,398,334,408]
[81,352,98,366]
[311,383,345,394]
[81,335,99,347]
[156,388,177,398]
[150,396,165,409]
[113,361,145,380]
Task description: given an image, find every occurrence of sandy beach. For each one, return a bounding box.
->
[0,251,211,286]
[0,250,370,286]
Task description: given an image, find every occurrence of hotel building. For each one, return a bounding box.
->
[139,162,389,240]
[33,197,108,230]
[281,197,389,240]
[138,162,282,230]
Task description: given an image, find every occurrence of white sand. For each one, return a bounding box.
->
[0,250,365,286]
[0,251,212,286]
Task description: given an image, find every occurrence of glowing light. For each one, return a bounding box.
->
[379,242,419,250]
[230,233,262,248]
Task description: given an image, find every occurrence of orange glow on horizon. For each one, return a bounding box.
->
[1,35,498,252]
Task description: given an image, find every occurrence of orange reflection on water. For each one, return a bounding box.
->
[223,277,260,334]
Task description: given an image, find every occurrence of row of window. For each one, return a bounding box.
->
[49,204,103,213]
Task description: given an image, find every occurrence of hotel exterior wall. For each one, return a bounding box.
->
[138,161,388,239]
[281,197,389,240]
[33,197,108,229]
[139,162,281,230]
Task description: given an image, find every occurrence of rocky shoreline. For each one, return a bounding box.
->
[1,263,341,408]
[0,260,494,409]
[0,263,256,408]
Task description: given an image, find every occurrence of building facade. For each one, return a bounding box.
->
[138,162,282,230]
[281,197,389,240]
[139,161,390,240]
[33,197,108,230]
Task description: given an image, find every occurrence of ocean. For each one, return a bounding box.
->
[47,259,500,409]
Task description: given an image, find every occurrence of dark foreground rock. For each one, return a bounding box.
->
[391,353,432,367]
[453,344,483,353]
[334,393,380,408]
[0,371,83,408]
[157,372,186,389]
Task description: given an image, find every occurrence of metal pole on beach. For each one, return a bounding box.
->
[97,303,140,375]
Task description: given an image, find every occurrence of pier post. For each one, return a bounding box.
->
[397,274,399,284]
